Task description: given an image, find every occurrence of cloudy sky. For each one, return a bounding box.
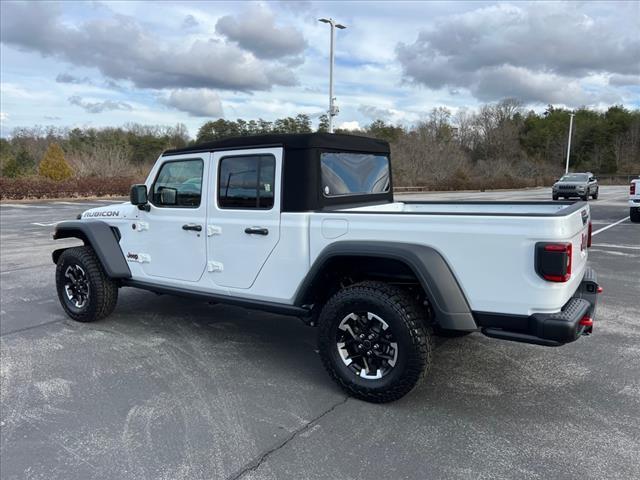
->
[1,0,638,137]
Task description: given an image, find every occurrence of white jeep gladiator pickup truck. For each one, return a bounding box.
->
[52,133,600,402]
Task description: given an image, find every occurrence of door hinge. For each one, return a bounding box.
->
[207,261,223,272]
[207,225,222,237]
[133,221,149,232]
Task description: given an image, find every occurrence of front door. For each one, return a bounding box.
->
[136,154,208,282]
[207,148,282,289]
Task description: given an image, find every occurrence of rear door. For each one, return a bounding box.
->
[207,148,282,289]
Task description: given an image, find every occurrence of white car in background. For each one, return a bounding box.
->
[630,177,640,223]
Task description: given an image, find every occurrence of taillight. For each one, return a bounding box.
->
[587,221,592,248]
[535,242,572,282]
[632,183,636,195]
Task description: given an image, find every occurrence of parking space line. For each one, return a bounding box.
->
[592,216,630,236]
[0,204,48,209]
[591,243,640,250]
[32,221,64,227]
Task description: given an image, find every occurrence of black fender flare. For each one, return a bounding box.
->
[294,241,477,331]
[52,220,131,279]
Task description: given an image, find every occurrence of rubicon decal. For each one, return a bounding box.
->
[84,211,120,218]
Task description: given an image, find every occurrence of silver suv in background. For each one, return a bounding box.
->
[552,172,599,201]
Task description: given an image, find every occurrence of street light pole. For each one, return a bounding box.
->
[319,18,346,133]
[565,112,575,174]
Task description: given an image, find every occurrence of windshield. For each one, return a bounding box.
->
[560,174,589,182]
[321,152,390,197]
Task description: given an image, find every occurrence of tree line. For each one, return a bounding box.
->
[1,100,638,189]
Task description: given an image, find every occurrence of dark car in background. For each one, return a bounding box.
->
[552,172,599,201]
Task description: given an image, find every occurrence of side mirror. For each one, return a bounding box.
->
[159,187,177,206]
[130,184,150,211]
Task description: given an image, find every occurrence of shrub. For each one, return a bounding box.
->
[2,149,36,178]
[38,143,73,181]
[0,176,140,200]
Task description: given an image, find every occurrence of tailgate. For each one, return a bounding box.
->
[566,204,591,282]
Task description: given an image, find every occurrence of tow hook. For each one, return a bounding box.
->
[579,316,594,336]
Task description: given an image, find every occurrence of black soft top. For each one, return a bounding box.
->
[163,132,390,156]
[163,133,393,212]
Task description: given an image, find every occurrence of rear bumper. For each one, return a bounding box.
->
[475,267,600,347]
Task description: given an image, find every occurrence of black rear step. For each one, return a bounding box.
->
[476,268,599,347]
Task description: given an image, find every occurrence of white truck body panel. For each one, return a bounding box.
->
[82,152,591,319]
[630,178,640,206]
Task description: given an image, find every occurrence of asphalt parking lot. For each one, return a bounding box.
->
[1,186,638,480]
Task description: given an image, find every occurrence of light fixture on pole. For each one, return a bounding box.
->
[565,112,575,174]
[319,18,346,133]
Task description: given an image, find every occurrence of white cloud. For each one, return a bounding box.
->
[0,0,637,138]
[216,5,307,59]
[396,2,639,106]
[0,2,301,92]
[163,89,224,117]
[338,121,361,131]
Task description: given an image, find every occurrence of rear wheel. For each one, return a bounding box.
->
[631,207,640,223]
[318,281,433,403]
[55,246,118,322]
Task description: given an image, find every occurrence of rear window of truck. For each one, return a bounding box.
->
[321,152,390,197]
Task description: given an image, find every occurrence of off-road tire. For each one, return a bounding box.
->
[56,246,118,322]
[317,281,433,403]
[631,207,640,223]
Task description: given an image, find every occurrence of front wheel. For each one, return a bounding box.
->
[552,194,559,201]
[55,246,118,322]
[317,281,433,403]
[581,194,589,201]
[631,207,640,223]
[592,189,599,200]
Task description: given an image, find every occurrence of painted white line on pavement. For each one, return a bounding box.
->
[591,243,640,250]
[0,204,48,209]
[592,216,630,236]
[32,221,64,227]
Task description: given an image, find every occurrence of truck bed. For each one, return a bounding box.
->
[304,200,591,317]
[339,200,583,216]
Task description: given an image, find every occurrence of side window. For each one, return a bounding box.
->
[218,155,275,209]
[152,159,203,208]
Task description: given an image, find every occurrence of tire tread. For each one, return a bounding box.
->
[318,281,433,403]
[56,246,118,322]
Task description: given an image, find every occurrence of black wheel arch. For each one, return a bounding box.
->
[52,220,131,279]
[294,241,477,331]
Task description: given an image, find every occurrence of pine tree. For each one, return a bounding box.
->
[39,143,73,181]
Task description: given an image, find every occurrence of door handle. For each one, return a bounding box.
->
[244,227,269,236]
[182,224,202,232]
